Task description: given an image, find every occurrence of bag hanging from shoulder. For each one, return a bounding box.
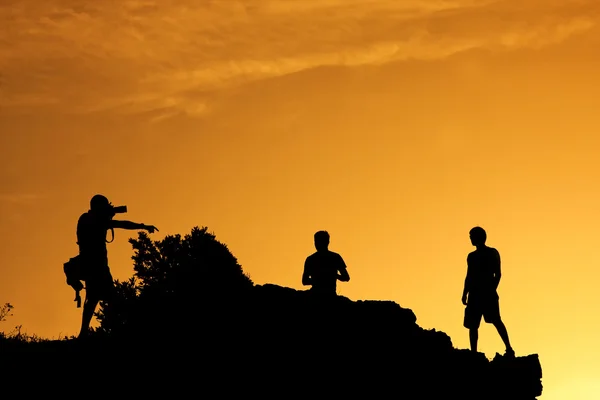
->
[64,255,85,308]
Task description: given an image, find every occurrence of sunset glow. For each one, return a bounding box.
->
[2,1,600,398]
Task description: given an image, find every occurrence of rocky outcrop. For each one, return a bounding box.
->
[0,283,542,399]
[244,284,543,399]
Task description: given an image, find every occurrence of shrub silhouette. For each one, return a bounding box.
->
[0,302,13,323]
[95,226,253,339]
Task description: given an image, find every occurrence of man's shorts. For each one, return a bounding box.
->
[463,295,501,330]
[82,257,115,301]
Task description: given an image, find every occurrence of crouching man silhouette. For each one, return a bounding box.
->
[462,226,514,357]
[302,230,350,299]
[76,194,158,339]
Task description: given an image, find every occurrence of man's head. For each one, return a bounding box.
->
[90,194,112,217]
[469,226,487,247]
[314,230,330,252]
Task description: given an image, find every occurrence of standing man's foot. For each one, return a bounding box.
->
[504,347,515,358]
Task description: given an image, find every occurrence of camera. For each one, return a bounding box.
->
[108,205,127,218]
[112,205,127,214]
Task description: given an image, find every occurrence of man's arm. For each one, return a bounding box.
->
[109,220,158,233]
[462,256,471,305]
[337,255,350,282]
[492,249,502,289]
[302,258,312,286]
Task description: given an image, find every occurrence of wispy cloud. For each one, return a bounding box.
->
[0,193,44,204]
[0,0,597,118]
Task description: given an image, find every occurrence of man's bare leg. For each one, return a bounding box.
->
[493,319,514,355]
[469,328,478,352]
[79,293,99,339]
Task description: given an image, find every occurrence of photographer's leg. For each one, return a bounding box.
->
[79,291,99,339]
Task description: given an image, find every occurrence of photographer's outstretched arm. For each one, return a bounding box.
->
[109,220,159,233]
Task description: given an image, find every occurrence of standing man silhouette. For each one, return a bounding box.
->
[462,226,514,356]
[76,194,158,339]
[302,230,350,298]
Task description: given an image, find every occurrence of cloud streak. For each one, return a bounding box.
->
[0,0,597,118]
[0,192,44,206]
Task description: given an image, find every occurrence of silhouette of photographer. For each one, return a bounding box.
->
[75,194,158,339]
[302,230,350,298]
[462,226,514,357]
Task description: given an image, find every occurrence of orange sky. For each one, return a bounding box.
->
[2,1,600,398]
